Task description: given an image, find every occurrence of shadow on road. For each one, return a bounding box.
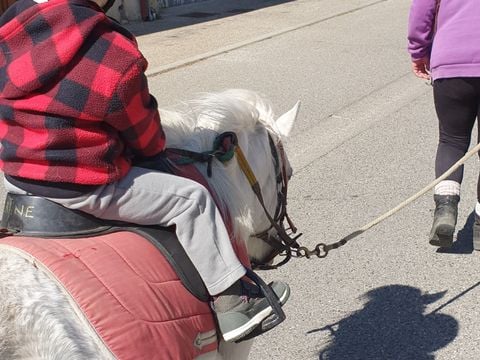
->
[124,0,294,36]
[308,285,458,360]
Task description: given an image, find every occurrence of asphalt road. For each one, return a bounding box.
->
[4,0,480,359]
[137,1,480,359]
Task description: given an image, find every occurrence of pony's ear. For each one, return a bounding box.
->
[276,101,300,137]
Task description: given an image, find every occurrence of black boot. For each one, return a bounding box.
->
[429,194,460,248]
[473,214,480,251]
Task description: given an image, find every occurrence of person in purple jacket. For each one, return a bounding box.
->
[408,0,480,250]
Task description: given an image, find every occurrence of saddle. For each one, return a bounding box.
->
[0,192,209,302]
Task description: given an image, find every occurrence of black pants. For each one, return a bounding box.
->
[433,77,480,201]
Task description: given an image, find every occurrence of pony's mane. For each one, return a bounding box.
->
[160,89,281,247]
[160,89,277,149]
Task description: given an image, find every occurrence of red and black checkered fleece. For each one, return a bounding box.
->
[0,0,165,185]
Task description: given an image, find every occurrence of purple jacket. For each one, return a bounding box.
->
[408,0,480,80]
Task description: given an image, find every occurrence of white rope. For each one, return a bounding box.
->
[355,142,480,235]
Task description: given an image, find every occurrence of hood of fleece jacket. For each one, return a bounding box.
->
[0,0,107,99]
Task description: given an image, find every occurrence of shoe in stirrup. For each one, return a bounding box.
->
[212,273,289,342]
[429,194,459,248]
[473,214,480,251]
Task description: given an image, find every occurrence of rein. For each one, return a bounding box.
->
[167,134,236,177]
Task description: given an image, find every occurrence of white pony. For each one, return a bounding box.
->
[0,89,299,360]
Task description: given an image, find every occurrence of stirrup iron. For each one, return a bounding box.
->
[235,269,286,343]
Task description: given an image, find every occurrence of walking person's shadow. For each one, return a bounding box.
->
[310,285,458,360]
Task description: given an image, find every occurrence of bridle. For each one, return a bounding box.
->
[236,133,303,270]
[168,131,303,270]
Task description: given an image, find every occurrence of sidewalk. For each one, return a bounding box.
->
[125,0,294,35]
[124,0,384,77]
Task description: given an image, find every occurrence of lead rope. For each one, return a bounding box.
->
[296,142,480,259]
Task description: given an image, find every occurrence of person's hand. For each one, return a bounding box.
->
[411,57,431,80]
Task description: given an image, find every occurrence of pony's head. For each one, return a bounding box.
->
[160,89,300,267]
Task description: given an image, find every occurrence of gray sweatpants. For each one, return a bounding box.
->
[4,167,246,295]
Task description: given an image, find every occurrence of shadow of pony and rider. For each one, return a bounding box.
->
[306,283,480,360]
[303,198,480,359]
